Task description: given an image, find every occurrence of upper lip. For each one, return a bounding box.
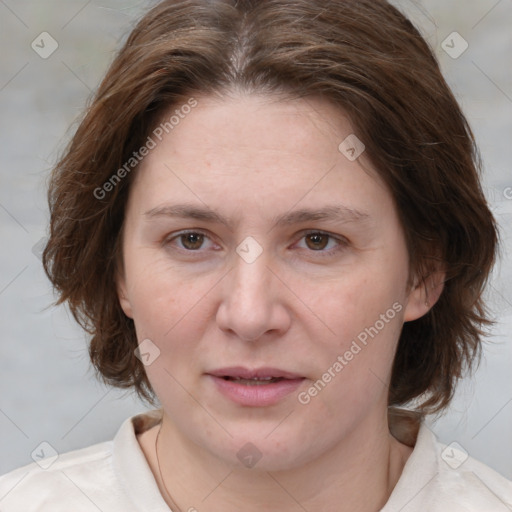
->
[208,366,304,380]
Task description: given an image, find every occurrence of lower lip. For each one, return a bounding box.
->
[208,376,305,407]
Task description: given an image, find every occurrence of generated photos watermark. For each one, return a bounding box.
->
[94,97,198,200]
[298,301,403,405]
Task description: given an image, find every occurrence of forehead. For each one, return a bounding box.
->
[145,92,356,168]
[129,92,393,221]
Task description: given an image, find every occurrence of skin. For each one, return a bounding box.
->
[117,92,444,511]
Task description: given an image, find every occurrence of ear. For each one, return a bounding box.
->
[116,272,134,319]
[403,267,445,322]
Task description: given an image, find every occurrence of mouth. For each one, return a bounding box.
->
[208,366,304,382]
[207,367,305,406]
[219,376,287,385]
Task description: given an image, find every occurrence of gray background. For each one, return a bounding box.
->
[1,0,511,481]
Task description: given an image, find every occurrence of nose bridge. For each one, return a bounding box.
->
[216,245,289,340]
[230,248,272,309]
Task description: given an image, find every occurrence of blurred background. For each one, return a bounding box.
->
[1,0,511,481]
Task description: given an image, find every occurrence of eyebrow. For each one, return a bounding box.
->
[143,203,370,229]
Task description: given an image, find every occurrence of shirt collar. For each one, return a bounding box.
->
[113,408,436,512]
[380,422,440,511]
[112,410,170,511]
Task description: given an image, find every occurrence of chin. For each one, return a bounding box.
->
[205,429,319,473]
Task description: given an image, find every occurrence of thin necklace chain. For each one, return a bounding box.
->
[155,423,183,512]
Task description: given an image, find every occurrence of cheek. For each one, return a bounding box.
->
[130,273,213,394]
[318,268,405,345]
[124,250,212,335]
[304,291,404,425]
[303,251,408,399]
[125,262,223,390]
[127,279,178,341]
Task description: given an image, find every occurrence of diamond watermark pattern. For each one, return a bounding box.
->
[31,32,59,59]
[441,32,469,59]
[31,441,59,470]
[237,442,263,468]
[441,441,469,469]
[236,236,263,264]
[134,338,161,366]
[31,236,47,260]
[338,134,365,161]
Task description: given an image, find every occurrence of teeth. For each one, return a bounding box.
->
[226,376,283,385]
[230,376,276,380]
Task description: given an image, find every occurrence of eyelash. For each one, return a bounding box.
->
[163,229,348,258]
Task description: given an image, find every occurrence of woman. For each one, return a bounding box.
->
[1,0,510,510]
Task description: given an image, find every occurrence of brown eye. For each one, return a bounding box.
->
[304,233,330,250]
[180,232,204,250]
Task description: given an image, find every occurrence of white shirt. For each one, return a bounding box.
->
[1,410,511,511]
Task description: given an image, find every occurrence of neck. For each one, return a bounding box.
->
[139,407,415,512]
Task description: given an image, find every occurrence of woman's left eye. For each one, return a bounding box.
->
[295,231,346,255]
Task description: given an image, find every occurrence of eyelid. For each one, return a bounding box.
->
[300,229,345,240]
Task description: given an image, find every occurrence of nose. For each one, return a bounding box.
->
[215,250,291,342]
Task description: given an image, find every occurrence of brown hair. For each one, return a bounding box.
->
[43,0,498,413]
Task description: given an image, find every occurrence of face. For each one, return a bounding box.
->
[117,92,429,471]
